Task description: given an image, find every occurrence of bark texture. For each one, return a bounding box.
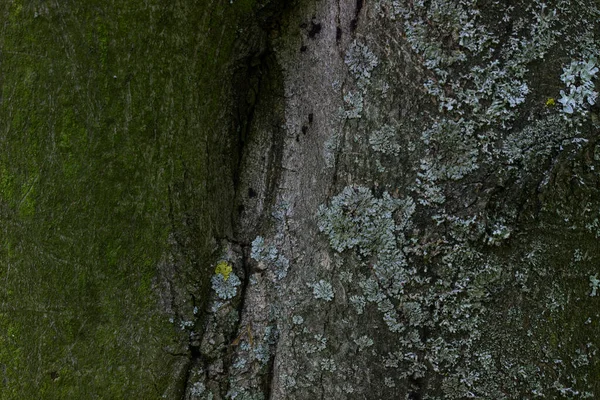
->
[196,0,600,399]
[2,0,600,399]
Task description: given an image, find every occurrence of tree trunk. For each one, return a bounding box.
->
[2,0,600,399]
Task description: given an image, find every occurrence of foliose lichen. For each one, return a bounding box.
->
[558,58,599,116]
[345,40,379,86]
[251,235,289,280]
[211,271,241,300]
[312,280,334,301]
[317,185,414,258]
[369,124,401,156]
[589,274,600,297]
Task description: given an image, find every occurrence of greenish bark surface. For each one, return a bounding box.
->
[0,0,264,398]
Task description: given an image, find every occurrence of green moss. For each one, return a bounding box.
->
[0,0,258,398]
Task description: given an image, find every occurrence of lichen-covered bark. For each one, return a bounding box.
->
[3,0,600,399]
[191,0,600,399]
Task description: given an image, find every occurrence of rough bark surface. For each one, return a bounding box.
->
[196,0,600,399]
[2,0,600,399]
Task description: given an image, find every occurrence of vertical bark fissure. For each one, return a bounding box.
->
[182,2,292,393]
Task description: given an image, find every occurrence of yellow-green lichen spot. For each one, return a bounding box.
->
[215,261,233,280]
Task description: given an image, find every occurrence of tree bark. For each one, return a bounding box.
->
[2,0,600,399]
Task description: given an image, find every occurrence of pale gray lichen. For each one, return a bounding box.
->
[250,235,289,280]
[233,358,247,370]
[343,90,364,119]
[359,276,385,303]
[421,118,479,181]
[302,334,328,354]
[342,383,355,394]
[485,221,512,246]
[254,344,270,364]
[501,114,572,173]
[190,382,206,397]
[180,319,194,330]
[589,274,600,296]
[402,301,428,327]
[312,280,334,301]
[323,131,341,168]
[380,301,404,333]
[339,270,353,283]
[349,294,366,314]
[310,0,600,397]
[369,125,401,156]
[414,159,446,206]
[225,387,264,400]
[375,159,386,173]
[558,58,599,116]
[317,186,414,257]
[345,40,379,85]
[210,301,225,313]
[271,200,290,221]
[281,374,297,389]
[354,335,374,351]
[319,358,337,373]
[397,0,561,127]
[250,236,266,260]
[573,249,591,263]
[211,273,241,300]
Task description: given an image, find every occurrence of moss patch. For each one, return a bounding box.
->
[0,0,258,398]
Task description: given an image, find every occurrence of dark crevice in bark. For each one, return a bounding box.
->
[232,49,268,202]
[180,360,195,400]
[187,45,270,390]
[350,0,363,31]
[263,343,278,399]
[178,17,274,397]
[188,2,290,397]
[232,48,286,241]
[408,391,423,400]
[308,21,322,39]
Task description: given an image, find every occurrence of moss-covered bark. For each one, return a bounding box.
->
[0,0,267,398]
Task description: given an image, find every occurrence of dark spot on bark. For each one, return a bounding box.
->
[308,22,322,39]
[49,371,59,381]
[336,26,342,42]
[248,188,257,198]
[442,33,453,48]
[355,0,364,16]
[300,22,308,29]
[189,343,200,359]
[408,376,425,400]
[300,45,307,52]
[350,0,363,32]
[296,135,300,142]
[302,125,308,135]
[308,113,314,124]
[238,204,245,214]
[371,184,385,197]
